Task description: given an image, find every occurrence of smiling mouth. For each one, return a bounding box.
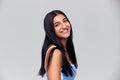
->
[61,29,69,33]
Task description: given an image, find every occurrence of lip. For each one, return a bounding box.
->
[61,29,69,34]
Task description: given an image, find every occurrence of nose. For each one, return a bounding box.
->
[61,23,67,29]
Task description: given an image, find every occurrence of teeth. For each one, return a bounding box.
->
[62,29,68,33]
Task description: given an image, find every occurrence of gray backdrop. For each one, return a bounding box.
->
[0,0,120,80]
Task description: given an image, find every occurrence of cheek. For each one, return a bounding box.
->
[54,25,61,32]
[54,27,60,35]
[67,23,71,28]
[68,24,71,30]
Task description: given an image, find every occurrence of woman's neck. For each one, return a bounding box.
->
[61,39,67,49]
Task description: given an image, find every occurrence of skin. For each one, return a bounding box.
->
[47,14,72,80]
[54,14,71,47]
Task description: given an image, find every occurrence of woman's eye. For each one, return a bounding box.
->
[54,23,60,27]
[55,24,58,27]
[63,19,68,22]
[55,24,59,27]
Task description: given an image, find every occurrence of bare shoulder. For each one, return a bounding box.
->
[45,45,62,70]
[47,44,62,59]
[47,48,62,80]
[52,49,62,57]
[49,48,62,67]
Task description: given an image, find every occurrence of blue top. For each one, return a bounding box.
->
[45,64,77,80]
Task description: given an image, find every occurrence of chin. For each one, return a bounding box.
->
[60,35,70,39]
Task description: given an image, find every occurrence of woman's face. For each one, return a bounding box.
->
[53,14,71,39]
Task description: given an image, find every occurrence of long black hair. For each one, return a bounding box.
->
[39,10,78,77]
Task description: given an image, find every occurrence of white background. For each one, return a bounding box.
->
[0,0,120,80]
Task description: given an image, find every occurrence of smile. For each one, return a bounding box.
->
[61,29,69,34]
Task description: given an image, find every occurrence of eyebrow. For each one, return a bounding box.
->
[63,17,67,21]
[54,17,67,24]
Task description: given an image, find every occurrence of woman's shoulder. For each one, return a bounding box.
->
[46,44,57,53]
[47,44,62,59]
[45,44,62,70]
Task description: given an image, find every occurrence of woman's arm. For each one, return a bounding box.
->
[47,49,62,80]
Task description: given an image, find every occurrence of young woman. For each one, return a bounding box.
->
[39,10,78,80]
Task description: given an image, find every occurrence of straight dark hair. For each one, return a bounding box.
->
[38,10,78,77]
